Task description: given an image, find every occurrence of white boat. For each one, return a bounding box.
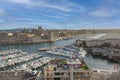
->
[11,57,54,71]
[37,48,49,51]
[78,48,87,58]
[92,68,112,74]
[0,49,41,69]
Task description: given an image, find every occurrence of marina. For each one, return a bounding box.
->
[0,34,119,72]
[11,57,54,71]
[46,45,87,59]
[1,0,120,79]
[0,50,41,70]
[0,49,23,61]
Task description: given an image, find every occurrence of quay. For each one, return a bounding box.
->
[90,47,120,63]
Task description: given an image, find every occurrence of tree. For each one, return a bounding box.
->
[81,40,87,48]
[79,43,81,47]
[22,28,29,33]
[32,29,37,33]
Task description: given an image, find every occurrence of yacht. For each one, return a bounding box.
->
[78,48,87,58]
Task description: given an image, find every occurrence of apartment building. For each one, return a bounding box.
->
[44,59,91,80]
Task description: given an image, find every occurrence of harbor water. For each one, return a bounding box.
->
[0,35,118,72]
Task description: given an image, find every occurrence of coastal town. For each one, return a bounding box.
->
[1,0,120,80]
[0,28,120,80]
[1,27,120,44]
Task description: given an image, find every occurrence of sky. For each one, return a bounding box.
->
[0,0,120,29]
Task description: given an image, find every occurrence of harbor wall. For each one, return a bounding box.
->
[0,36,52,45]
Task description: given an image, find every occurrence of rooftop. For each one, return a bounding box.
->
[47,59,89,70]
[67,59,81,65]
[92,47,120,55]
[0,71,37,80]
[78,34,120,41]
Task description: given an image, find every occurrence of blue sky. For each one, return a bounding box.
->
[0,0,120,29]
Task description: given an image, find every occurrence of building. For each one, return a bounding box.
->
[44,59,91,80]
[91,71,120,80]
[91,47,120,62]
[0,71,37,80]
[48,31,54,41]
[76,38,120,47]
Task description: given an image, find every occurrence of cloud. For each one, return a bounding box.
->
[89,9,118,17]
[0,8,6,16]
[10,0,33,5]
[89,8,119,17]
[7,0,85,12]
[39,13,65,19]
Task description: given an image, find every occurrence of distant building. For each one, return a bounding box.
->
[91,71,120,80]
[38,26,42,30]
[44,59,91,80]
[7,33,13,36]
[76,38,120,47]
[48,31,54,41]
[27,34,35,37]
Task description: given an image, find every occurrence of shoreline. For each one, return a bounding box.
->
[0,40,55,45]
[0,36,75,45]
